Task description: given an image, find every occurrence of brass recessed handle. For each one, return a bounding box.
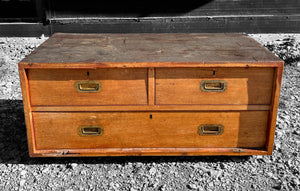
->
[200,80,227,92]
[75,81,101,92]
[78,125,104,136]
[198,124,224,135]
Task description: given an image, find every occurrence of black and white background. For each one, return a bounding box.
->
[0,0,300,190]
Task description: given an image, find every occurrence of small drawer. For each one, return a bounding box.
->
[28,68,148,106]
[33,111,268,150]
[156,68,274,105]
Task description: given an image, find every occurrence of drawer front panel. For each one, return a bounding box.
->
[33,111,268,150]
[156,68,274,105]
[28,69,148,106]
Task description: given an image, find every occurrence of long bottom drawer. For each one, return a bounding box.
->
[32,111,269,150]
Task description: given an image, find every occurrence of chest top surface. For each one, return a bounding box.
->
[21,33,281,65]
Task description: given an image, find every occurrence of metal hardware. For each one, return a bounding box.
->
[200,80,227,92]
[198,124,224,135]
[75,81,101,92]
[78,125,104,136]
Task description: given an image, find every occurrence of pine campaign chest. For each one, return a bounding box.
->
[18,33,283,157]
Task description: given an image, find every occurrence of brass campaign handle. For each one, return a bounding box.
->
[78,126,104,136]
[75,81,101,92]
[200,80,227,92]
[198,124,224,135]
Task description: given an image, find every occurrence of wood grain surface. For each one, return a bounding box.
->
[18,66,35,156]
[266,65,284,154]
[33,148,268,157]
[18,33,284,156]
[30,105,271,112]
[33,111,268,150]
[20,33,281,65]
[28,68,148,106]
[156,67,274,105]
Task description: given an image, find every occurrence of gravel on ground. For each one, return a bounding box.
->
[0,34,299,191]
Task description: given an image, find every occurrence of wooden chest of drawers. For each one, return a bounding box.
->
[18,33,283,157]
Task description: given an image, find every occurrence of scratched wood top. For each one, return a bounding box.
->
[21,33,282,64]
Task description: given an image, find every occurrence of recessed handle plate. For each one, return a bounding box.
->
[78,125,104,136]
[75,81,101,93]
[200,80,227,92]
[198,124,224,135]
